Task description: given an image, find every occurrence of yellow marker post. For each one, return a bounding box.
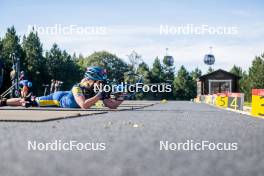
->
[216,93,228,108]
[251,89,264,118]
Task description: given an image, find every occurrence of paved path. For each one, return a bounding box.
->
[0,101,263,176]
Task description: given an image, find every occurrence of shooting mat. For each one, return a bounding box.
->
[0,101,157,121]
[0,110,107,122]
[0,101,157,111]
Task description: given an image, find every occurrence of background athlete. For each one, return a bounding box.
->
[0,66,123,109]
[18,79,32,98]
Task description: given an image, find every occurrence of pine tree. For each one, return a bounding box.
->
[230,65,243,77]
[45,43,81,90]
[248,55,264,89]
[0,38,3,58]
[22,30,46,94]
[229,65,251,100]
[163,55,175,83]
[136,62,150,83]
[151,57,165,83]
[190,67,202,81]
[240,71,251,101]
[1,26,23,68]
[1,26,24,91]
[173,65,195,100]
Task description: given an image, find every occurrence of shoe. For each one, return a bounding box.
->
[0,98,7,107]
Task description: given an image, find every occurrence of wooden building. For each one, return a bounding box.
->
[197,69,241,95]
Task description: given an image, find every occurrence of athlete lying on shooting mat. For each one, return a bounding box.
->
[0,66,123,109]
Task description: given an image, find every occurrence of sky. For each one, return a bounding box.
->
[1,0,264,73]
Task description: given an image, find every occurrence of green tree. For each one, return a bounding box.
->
[45,44,64,80]
[0,38,3,92]
[240,71,251,101]
[0,38,3,58]
[190,67,202,81]
[173,65,195,100]
[77,53,85,69]
[234,54,264,102]
[163,56,175,83]
[0,37,3,64]
[22,31,46,94]
[1,26,23,68]
[0,26,24,91]
[248,55,264,89]
[229,65,251,100]
[84,51,130,82]
[150,57,165,83]
[137,62,151,84]
[162,56,175,99]
[134,62,151,100]
[230,65,243,77]
[45,44,81,90]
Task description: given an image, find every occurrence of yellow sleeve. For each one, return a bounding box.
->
[72,86,84,96]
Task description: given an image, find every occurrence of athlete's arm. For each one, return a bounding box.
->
[21,86,29,98]
[103,98,123,109]
[74,93,101,109]
[72,87,100,109]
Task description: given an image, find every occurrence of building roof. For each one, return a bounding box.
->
[199,69,241,80]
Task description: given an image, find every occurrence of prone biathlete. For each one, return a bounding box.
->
[18,79,32,98]
[0,66,123,109]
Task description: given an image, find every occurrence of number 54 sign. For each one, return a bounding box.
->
[252,89,264,118]
[216,93,244,110]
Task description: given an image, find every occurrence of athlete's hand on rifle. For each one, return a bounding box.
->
[98,91,111,100]
[111,92,126,101]
[20,98,30,107]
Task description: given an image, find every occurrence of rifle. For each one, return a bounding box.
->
[106,72,144,100]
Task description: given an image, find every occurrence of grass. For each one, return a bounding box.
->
[244,101,252,107]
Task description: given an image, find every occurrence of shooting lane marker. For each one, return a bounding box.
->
[196,93,249,116]
[216,93,228,108]
[252,89,264,118]
[227,93,244,111]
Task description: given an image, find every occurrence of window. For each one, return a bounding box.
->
[209,80,232,94]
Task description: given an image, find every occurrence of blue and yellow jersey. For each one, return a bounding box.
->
[71,83,96,99]
[36,83,96,108]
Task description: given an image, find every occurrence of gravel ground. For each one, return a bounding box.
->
[0,101,264,176]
